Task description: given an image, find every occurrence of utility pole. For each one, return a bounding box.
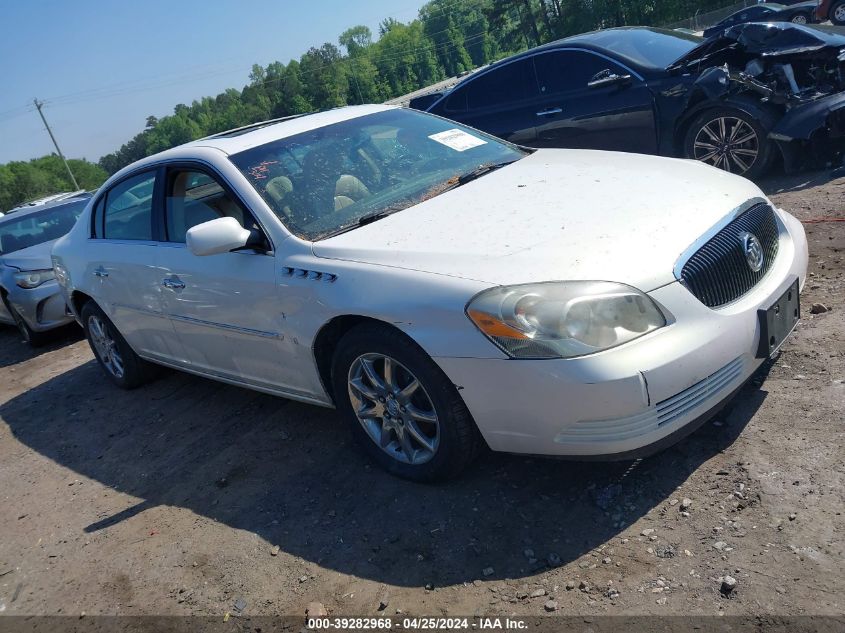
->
[348,58,364,104]
[33,98,79,190]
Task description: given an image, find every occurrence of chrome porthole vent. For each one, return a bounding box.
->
[281,267,337,282]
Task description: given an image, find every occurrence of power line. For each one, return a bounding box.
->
[32,99,79,190]
[25,0,488,112]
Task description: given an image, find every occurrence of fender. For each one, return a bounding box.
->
[672,93,782,157]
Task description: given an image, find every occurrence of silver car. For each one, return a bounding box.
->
[52,106,807,481]
[0,198,87,345]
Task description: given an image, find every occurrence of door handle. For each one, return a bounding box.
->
[162,278,185,290]
[536,107,563,116]
[93,267,108,278]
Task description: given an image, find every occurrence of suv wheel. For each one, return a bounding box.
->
[331,323,482,482]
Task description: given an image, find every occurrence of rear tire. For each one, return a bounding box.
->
[81,301,158,389]
[683,106,774,180]
[831,0,845,25]
[331,322,482,482]
[790,11,809,24]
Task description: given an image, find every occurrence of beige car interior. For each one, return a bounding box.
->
[167,171,248,242]
[263,148,372,222]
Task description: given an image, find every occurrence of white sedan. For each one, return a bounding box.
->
[51,105,808,481]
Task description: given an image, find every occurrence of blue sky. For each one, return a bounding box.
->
[0,0,427,164]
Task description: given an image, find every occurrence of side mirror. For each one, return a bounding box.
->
[186,217,251,256]
[587,71,633,89]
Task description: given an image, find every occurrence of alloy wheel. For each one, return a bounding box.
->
[836,4,845,22]
[693,116,759,175]
[347,353,440,465]
[88,315,124,378]
[791,14,808,23]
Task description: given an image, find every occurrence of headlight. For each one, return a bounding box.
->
[466,281,666,359]
[14,269,56,289]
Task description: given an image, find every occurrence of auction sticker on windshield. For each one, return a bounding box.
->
[428,128,487,151]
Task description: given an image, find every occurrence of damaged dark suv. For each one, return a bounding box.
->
[419,24,845,179]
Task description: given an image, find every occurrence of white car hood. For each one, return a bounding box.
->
[312,149,766,291]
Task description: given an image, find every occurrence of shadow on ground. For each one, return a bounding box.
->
[0,358,766,587]
[759,168,841,196]
[0,324,84,368]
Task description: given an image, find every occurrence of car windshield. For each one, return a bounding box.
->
[579,28,702,69]
[0,200,87,255]
[230,108,526,240]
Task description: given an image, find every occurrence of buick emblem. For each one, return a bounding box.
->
[739,231,764,272]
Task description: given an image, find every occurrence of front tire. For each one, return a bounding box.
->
[81,301,157,389]
[683,106,774,180]
[790,12,809,24]
[331,323,482,482]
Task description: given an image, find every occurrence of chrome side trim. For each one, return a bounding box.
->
[110,302,166,318]
[168,313,281,339]
[672,197,770,281]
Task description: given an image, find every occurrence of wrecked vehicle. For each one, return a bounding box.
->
[419,24,845,178]
[671,22,845,174]
[52,105,808,480]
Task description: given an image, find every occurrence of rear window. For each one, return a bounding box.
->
[0,201,86,254]
[580,28,702,69]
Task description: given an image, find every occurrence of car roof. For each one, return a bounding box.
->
[100,104,402,191]
[443,26,700,80]
[165,104,395,158]
[0,195,90,223]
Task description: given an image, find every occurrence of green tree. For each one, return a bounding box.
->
[0,156,108,212]
[339,25,373,56]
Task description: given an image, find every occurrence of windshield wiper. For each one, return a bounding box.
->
[454,160,516,186]
[316,208,399,240]
[356,211,389,227]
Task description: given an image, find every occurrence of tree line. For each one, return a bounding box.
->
[2,0,733,209]
[0,156,107,213]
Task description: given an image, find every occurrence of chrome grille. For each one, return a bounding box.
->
[680,203,779,308]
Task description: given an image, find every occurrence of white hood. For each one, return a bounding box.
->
[312,149,766,291]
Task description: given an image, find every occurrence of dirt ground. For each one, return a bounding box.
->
[0,170,842,621]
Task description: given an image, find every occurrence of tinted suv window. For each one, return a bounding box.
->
[165,168,264,244]
[466,58,537,109]
[103,172,156,240]
[534,50,626,94]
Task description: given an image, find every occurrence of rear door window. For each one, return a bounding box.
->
[103,171,156,240]
[466,58,538,109]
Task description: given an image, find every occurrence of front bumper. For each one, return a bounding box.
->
[435,209,808,458]
[4,279,75,332]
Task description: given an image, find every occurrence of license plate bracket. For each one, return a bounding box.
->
[756,276,800,358]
